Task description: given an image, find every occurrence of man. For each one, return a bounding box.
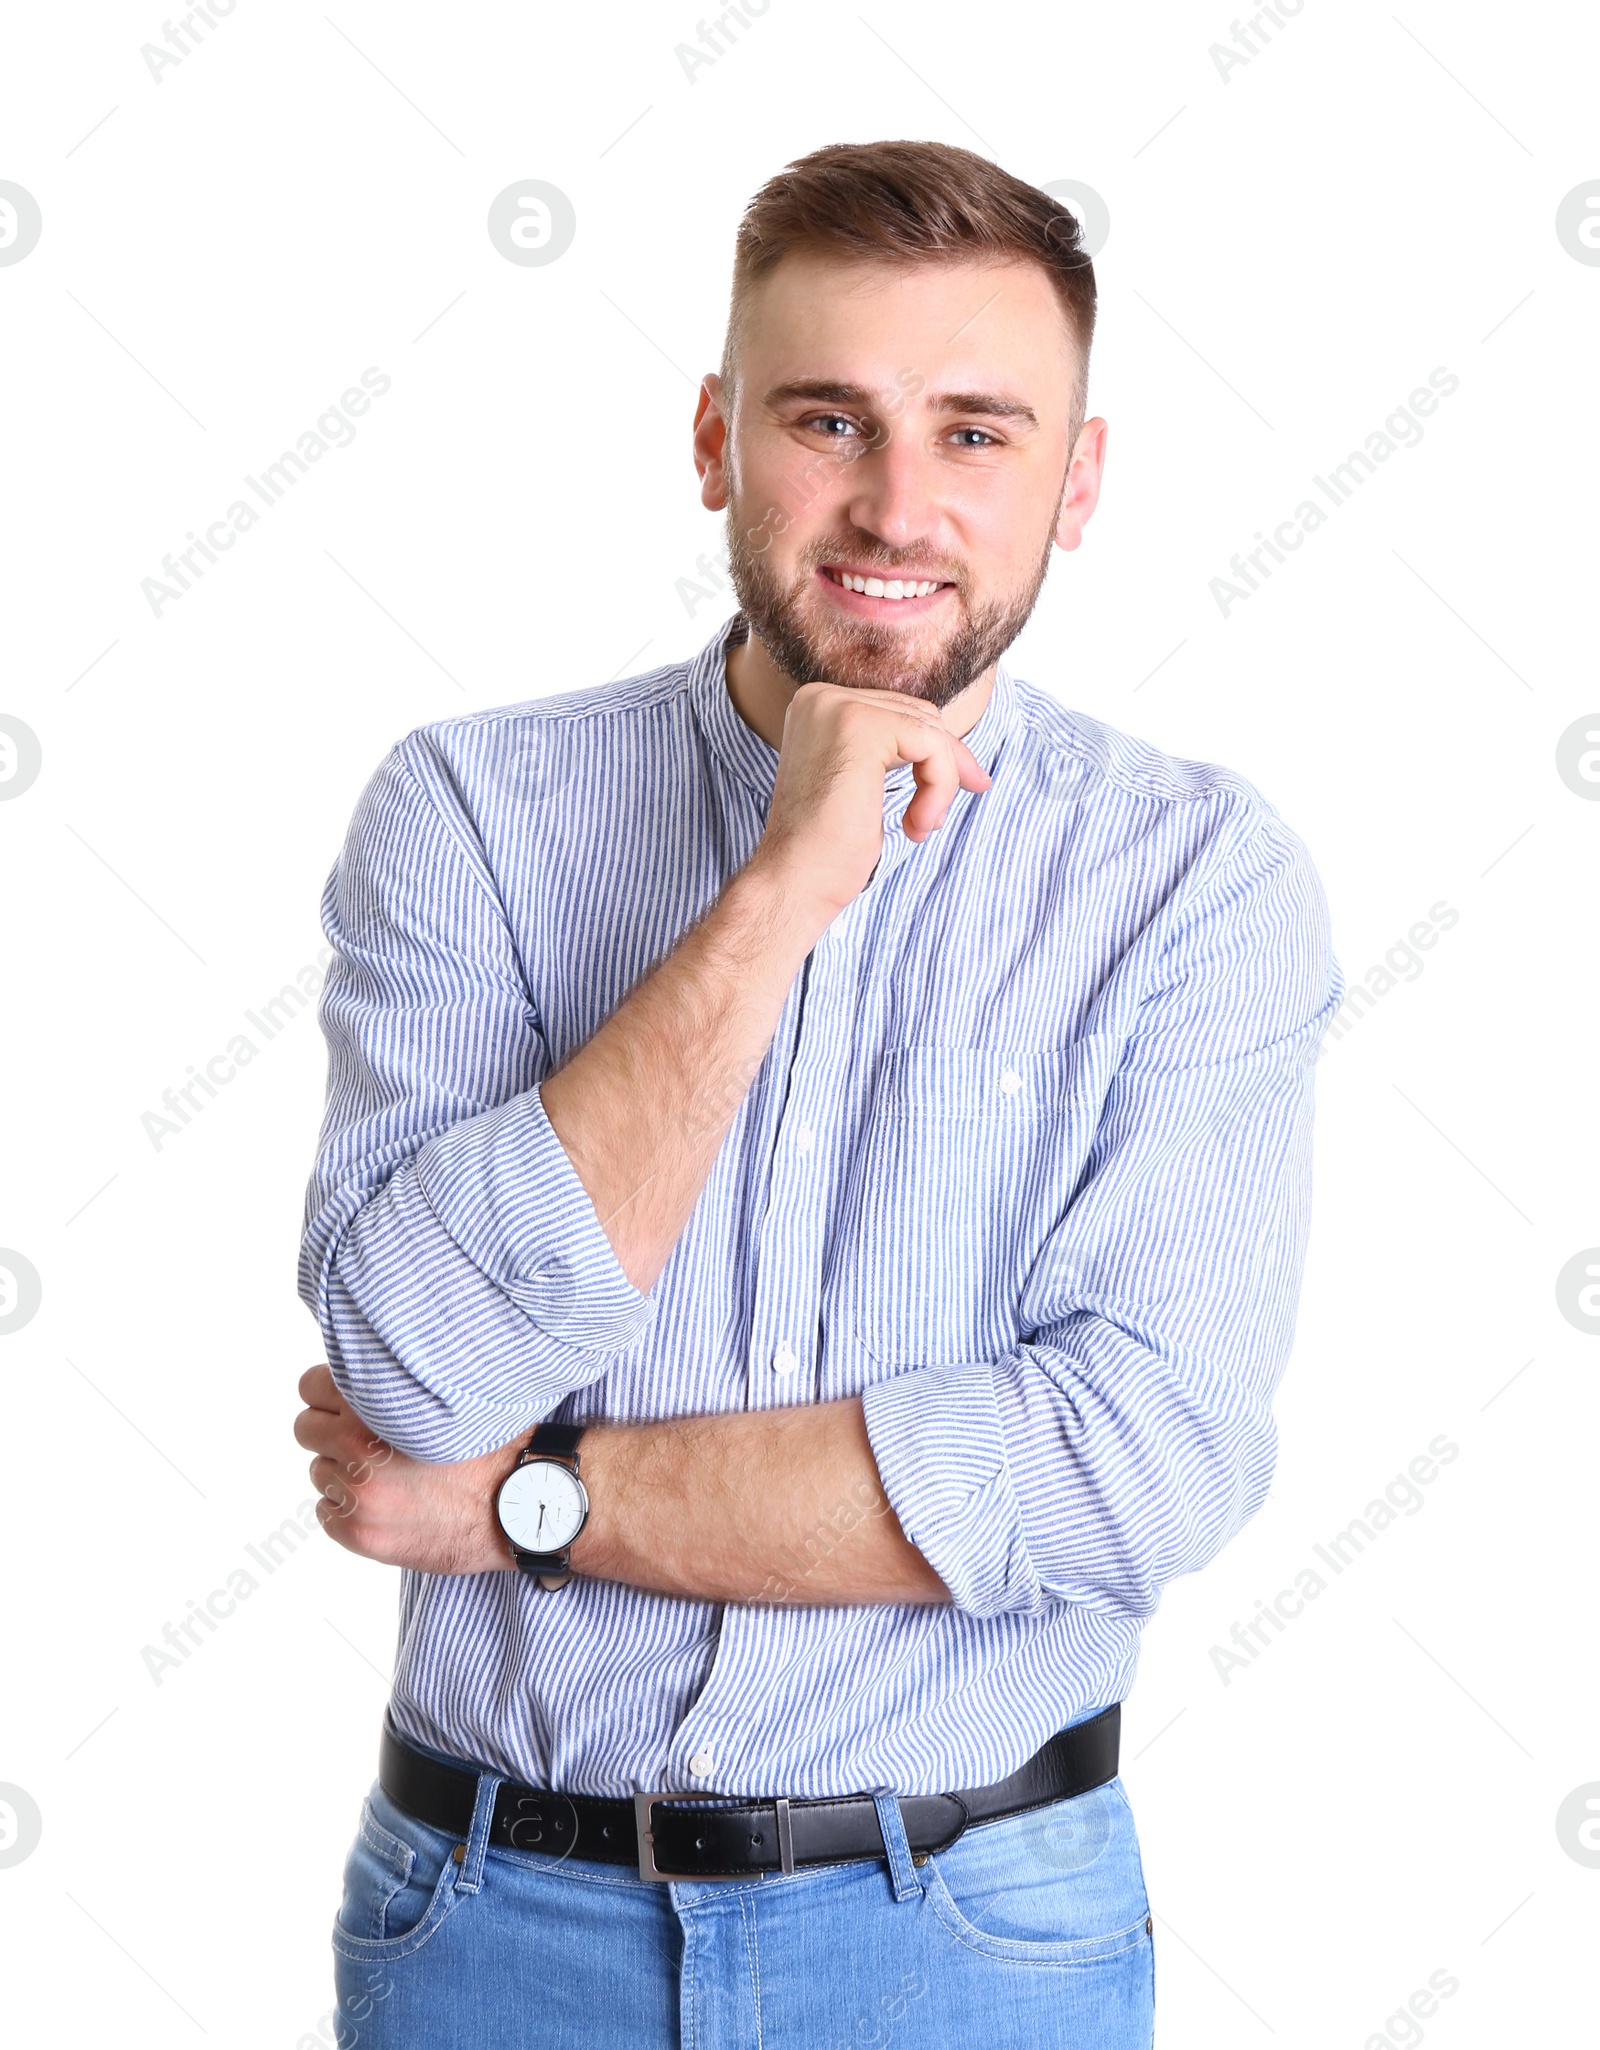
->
[296,139,1342,2047]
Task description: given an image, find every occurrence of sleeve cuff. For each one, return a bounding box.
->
[861,1362,1049,1618]
[412,1081,656,1352]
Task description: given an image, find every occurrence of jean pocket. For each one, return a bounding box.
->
[922,1781,1152,1967]
[332,1786,465,1964]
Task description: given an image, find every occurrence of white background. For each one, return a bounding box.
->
[2,0,1596,2042]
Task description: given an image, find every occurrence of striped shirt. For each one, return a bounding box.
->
[299,613,1343,1799]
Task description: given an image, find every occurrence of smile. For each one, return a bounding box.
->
[820,566,951,603]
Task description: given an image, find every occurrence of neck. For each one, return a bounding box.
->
[724,623,998,751]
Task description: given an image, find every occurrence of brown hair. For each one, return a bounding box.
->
[722,140,1096,436]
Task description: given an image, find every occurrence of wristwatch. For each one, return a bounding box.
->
[495,1422,589,1590]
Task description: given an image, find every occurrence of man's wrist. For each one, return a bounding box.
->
[724,858,833,973]
[565,1421,618,1581]
[483,1438,526,1572]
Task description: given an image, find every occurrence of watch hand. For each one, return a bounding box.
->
[536,1503,546,1542]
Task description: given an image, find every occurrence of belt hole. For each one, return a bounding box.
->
[750,1832,763,1846]
[452,1843,466,1864]
[694,1836,706,1850]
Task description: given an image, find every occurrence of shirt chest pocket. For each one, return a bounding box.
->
[843,1036,1115,1369]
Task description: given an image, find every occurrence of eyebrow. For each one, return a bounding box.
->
[761,379,1039,428]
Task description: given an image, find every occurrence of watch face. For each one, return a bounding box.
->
[497,1459,587,1555]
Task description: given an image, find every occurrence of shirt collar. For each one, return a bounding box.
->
[687,610,1022,823]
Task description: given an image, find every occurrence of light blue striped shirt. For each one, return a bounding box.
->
[299,614,1343,1799]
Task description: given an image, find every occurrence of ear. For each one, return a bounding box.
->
[1053,415,1108,553]
[694,375,731,512]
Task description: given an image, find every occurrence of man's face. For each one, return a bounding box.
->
[697,252,1102,709]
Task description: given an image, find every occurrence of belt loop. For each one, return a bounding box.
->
[453,1769,503,1896]
[872,1793,924,1903]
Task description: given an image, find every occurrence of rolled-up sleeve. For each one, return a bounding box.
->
[297,737,655,1459]
[863,810,1343,1621]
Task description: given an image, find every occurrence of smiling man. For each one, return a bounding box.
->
[297,140,1341,2049]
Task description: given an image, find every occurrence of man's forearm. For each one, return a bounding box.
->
[572,1399,949,1607]
[299,1367,949,1608]
[541,863,823,1296]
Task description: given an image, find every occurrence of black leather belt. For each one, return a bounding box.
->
[378,1703,1120,1882]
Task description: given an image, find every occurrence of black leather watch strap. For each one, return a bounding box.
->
[525,1421,584,1463]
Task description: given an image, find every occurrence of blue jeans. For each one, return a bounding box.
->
[330,1761,1155,2048]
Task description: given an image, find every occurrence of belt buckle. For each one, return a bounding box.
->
[632,1791,795,1882]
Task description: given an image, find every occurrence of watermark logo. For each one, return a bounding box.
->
[0,716,43,801]
[1555,714,1600,800]
[487,181,576,267]
[0,1250,43,1335]
[493,731,579,804]
[1035,745,1107,811]
[1555,181,1600,266]
[0,181,43,266]
[503,1788,582,1861]
[1022,1784,1115,1872]
[1554,1248,1600,1335]
[1555,1783,1600,1867]
[1040,178,1110,259]
[0,1785,43,1868]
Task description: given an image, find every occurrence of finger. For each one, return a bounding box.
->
[308,1451,353,1499]
[950,734,994,794]
[825,688,992,792]
[298,1363,342,1411]
[294,1405,346,1455]
[294,1405,379,1462]
[313,1493,376,1556]
[309,1453,378,1517]
[882,716,989,842]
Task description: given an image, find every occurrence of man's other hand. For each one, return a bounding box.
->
[294,1365,516,1575]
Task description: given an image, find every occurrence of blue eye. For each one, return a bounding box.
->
[808,415,860,437]
[949,428,998,447]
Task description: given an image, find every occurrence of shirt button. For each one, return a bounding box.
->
[689,1749,716,1777]
[771,1339,799,1376]
[999,1066,1022,1098]
[794,1122,814,1154]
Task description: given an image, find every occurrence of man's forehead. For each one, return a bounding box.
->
[738,250,1078,391]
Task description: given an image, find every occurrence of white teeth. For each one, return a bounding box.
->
[832,570,942,600]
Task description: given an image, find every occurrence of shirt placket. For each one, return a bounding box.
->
[663,785,921,1793]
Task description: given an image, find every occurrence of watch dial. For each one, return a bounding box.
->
[497,1460,587,1553]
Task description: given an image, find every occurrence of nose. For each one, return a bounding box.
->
[843,418,939,553]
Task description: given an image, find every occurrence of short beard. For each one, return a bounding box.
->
[725,506,1056,712]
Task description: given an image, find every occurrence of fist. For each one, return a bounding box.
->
[752,683,991,927]
[294,1365,517,1576]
